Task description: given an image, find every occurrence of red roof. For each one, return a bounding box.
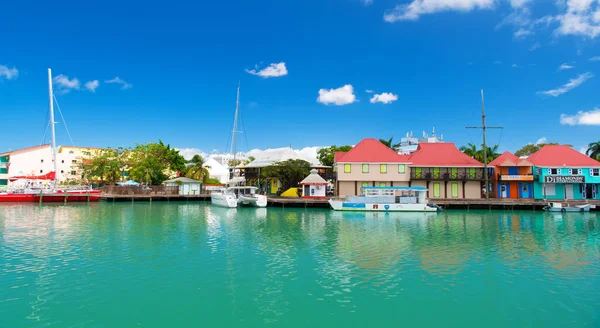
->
[335,138,409,163]
[408,143,483,167]
[527,145,600,167]
[334,152,348,163]
[489,151,519,167]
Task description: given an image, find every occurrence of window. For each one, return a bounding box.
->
[451,167,458,179]
[398,164,405,174]
[544,184,556,196]
[362,164,369,173]
[469,168,476,179]
[379,182,386,187]
[72,160,77,164]
[60,170,64,174]
[380,164,387,173]
[569,168,581,175]
[71,171,76,175]
[61,160,64,164]
[433,167,440,178]
[592,168,600,176]
[548,168,559,175]
[69,150,74,154]
[344,164,351,173]
[40,170,43,173]
[451,183,458,198]
[40,159,44,163]
[361,182,368,187]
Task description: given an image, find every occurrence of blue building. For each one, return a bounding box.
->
[528,145,600,200]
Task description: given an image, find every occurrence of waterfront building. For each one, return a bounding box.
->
[334,139,411,196]
[300,169,328,199]
[0,154,8,187]
[408,143,485,199]
[163,177,202,195]
[204,157,230,184]
[0,144,103,186]
[489,151,534,199]
[527,145,600,200]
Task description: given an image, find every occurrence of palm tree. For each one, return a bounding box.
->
[185,155,210,182]
[379,137,401,151]
[459,143,478,158]
[586,141,600,160]
[479,144,500,163]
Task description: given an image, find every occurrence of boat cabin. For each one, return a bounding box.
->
[227,186,259,197]
[351,186,429,204]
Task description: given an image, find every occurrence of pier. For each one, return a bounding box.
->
[97,194,600,211]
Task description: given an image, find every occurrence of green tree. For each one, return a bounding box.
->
[80,148,127,184]
[185,155,211,182]
[459,143,478,158]
[587,141,600,160]
[514,142,571,157]
[261,159,311,191]
[317,145,353,166]
[379,137,401,151]
[129,140,186,185]
[459,143,500,163]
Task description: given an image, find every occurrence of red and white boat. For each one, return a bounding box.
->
[0,69,102,203]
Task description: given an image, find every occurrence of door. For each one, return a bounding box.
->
[593,184,598,199]
[451,183,458,198]
[508,167,518,175]
[415,167,422,178]
[433,183,440,198]
[565,184,574,200]
[521,183,531,198]
[433,167,440,179]
[500,184,508,198]
[451,168,458,179]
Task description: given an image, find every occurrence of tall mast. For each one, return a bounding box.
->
[231,83,240,178]
[480,89,488,200]
[48,68,58,189]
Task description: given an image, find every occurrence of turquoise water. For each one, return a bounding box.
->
[1,203,599,327]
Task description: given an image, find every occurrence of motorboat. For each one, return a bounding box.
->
[543,202,593,212]
[210,184,267,208]
[328,186,440,212]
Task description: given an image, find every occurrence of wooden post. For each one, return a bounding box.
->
[39,191,43,204]
[87,191,90,203]
[64,194,67,204]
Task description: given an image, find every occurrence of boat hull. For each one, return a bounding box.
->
[238,195,267,207]
[0,190,101,203]
[211,193,238,208]
[329,200,438,212]
[544,205,591,212]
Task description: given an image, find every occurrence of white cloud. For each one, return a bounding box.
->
[590,56,600,61]
[514,28,533,38]
[537,72,593,97]
[510,0,531,9]
[362,0,374,5]
[512,63,518,68]
[529,42,541,51]
[84,80,99,92]
[0,65,18,80]
[383,0,494,22]
[560,107,600,125]
[535,137,547,145]
[105,76,132,89]
[370,92,398,104]
[53,74,81,94]
[245,62,288,78]
[365,89,374,93]
[493,60,503,64]
[558,63,575,70]
[317,84,357,106]
[554,0,600,38]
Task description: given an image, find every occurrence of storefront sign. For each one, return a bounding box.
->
[501,175,534,181]
[544,175,585,183]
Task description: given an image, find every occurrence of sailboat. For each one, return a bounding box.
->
[210,84,267,208]
[0,69,102,202]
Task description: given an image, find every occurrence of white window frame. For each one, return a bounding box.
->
[548,168,559,175]
[569,168,581,175]
[591,168,600,177]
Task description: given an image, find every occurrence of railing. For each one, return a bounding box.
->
[410,170,486,181]
[99,185,179,195]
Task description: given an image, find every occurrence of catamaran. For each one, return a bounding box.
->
[210,85,267,208]
[328,186,441,212]
[0,69,101,202]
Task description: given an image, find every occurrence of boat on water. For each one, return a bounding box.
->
[209,84,267,209]
[543,202,593,212]
[210,178,267,208]
[328,186,441,212]
[0,69,101,203]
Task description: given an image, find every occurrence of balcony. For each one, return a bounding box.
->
[411,168,487,181]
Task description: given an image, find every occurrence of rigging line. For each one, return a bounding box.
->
[41,121,50,146]
[238,103,249,153]
[53,94,74,145]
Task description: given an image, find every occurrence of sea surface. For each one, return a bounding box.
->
[1,203,599,327]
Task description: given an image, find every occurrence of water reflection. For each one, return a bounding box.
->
[0,205,599,327]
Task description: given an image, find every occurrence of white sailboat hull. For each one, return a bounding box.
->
[211,192,238,208]
[238,194,267,207]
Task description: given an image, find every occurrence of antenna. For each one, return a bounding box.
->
[466,89,503,200]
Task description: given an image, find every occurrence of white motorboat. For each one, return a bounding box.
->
[543,202,593,212]
[328,186,441,212]
[210,187,238,208]
[210,184,267,208]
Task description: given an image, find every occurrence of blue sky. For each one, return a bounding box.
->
[1,0,599,156]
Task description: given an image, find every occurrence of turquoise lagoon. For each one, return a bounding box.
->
[1,203,599,327]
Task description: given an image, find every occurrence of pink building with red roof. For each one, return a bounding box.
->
[527,145,600,200]
[334,139,485,199]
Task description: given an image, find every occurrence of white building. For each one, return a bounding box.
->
[300,169,328,199]
[0,144,103,187]
[163,177,202,195]
[397,128,444,155]
[204,157,230,183]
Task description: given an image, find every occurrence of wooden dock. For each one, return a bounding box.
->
[97,194,599,211]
